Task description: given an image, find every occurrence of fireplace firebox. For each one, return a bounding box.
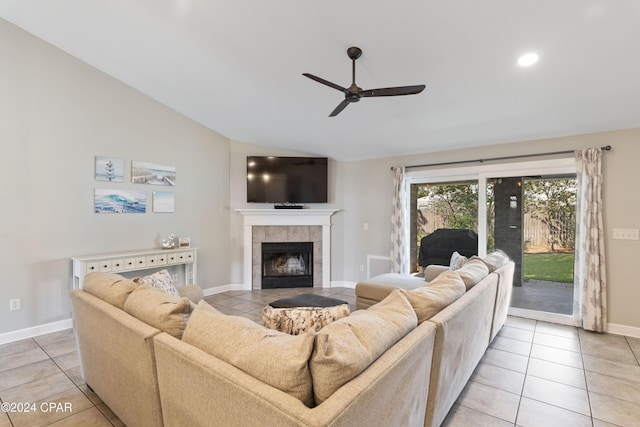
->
[261,242,313,288]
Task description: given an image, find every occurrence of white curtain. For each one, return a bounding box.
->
[574,148,607,332]
[391,166,409,274]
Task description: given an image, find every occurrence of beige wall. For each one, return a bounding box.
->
[3,16,638,336]
[338,130,640,329]
[0,19,231,336]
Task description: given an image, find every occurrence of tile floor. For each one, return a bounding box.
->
[1,287,639,426]
[443,315,640,427]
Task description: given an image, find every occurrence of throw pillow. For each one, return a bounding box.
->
[401,271,466,323]
[449,251,468,270]
[134,269,179,297]
[455,258,489,290]
[474,250,510,272]
[123,285,191,339]
[310,289,417,405]
[82,272,138,310]
[182,301,315,407]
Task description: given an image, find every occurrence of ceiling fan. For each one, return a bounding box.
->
[303,46,426,117]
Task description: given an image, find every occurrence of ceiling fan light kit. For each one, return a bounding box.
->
[303,46,426,117]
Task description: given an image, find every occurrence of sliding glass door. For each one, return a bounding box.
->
[407,158,577,323]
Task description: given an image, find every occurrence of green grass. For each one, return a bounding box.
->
[524,253,574,283]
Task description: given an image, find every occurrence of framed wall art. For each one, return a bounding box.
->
[153,191,175,213]
[132,161,176,186]
[94,189,146,213]
[95,156,124,182]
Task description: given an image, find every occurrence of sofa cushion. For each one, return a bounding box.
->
[474,250,510,272]
[310,289,417,404]
[82,272,138,310]
[123,285,191,339]
[424,265,451,282]
[400,271,466,324]
[182,301,315,407]
[355,273,425,302]
[449,251,468,270]
[134,269,179,297]
[455,258,490,290]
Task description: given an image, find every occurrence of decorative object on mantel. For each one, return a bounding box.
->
[179,237,191,248]
[162,234,176,250]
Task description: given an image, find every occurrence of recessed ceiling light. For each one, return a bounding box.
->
[518,53,539,67]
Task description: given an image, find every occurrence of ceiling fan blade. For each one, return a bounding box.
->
[329,99,350,117]
[361,85,426,97]
[303,73,349,94]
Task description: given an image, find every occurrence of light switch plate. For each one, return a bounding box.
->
[613,228,639,240]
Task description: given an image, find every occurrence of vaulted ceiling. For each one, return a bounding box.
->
[2,0,640,161]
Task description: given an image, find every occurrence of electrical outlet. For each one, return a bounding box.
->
[10,298,21,312]
[363,223,369,231]
[171,274,178,283]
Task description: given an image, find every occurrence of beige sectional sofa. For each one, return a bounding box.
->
[71,272,438,427]
[71,252,512,427]
[355,253,515,427]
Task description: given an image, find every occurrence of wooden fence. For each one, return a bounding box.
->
[416,209,575,252]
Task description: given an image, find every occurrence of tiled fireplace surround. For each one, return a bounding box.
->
[237,209,338,289]
[252,225,322,288]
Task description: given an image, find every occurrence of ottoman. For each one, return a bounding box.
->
[262,293,350,335]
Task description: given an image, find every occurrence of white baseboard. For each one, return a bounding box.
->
[202,285,232,296]
[508,308,640,339]
[0,318,74,345]
[607,323,640,339]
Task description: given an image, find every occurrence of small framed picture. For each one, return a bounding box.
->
[95,156,124,182]
[179,237,191,248]
[153,191,175,213]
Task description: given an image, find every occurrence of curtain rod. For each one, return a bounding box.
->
[393,145,612,171]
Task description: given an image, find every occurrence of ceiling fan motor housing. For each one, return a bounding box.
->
[347,46,362,60]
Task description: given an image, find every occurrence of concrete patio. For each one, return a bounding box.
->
[510,279,574,315]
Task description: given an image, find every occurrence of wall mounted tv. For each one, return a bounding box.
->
[246,156,328,204]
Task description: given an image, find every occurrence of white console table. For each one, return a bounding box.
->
[71,248,197,289]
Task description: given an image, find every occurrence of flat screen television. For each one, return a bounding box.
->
[246,156,328,204]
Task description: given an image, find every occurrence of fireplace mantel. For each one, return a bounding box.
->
[236,209,339,289]
[236,209,339,226]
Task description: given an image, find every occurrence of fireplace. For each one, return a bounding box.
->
[237,209,338,289]
[262,242,313,288]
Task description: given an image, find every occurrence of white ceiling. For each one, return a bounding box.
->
[2,0,640,161]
